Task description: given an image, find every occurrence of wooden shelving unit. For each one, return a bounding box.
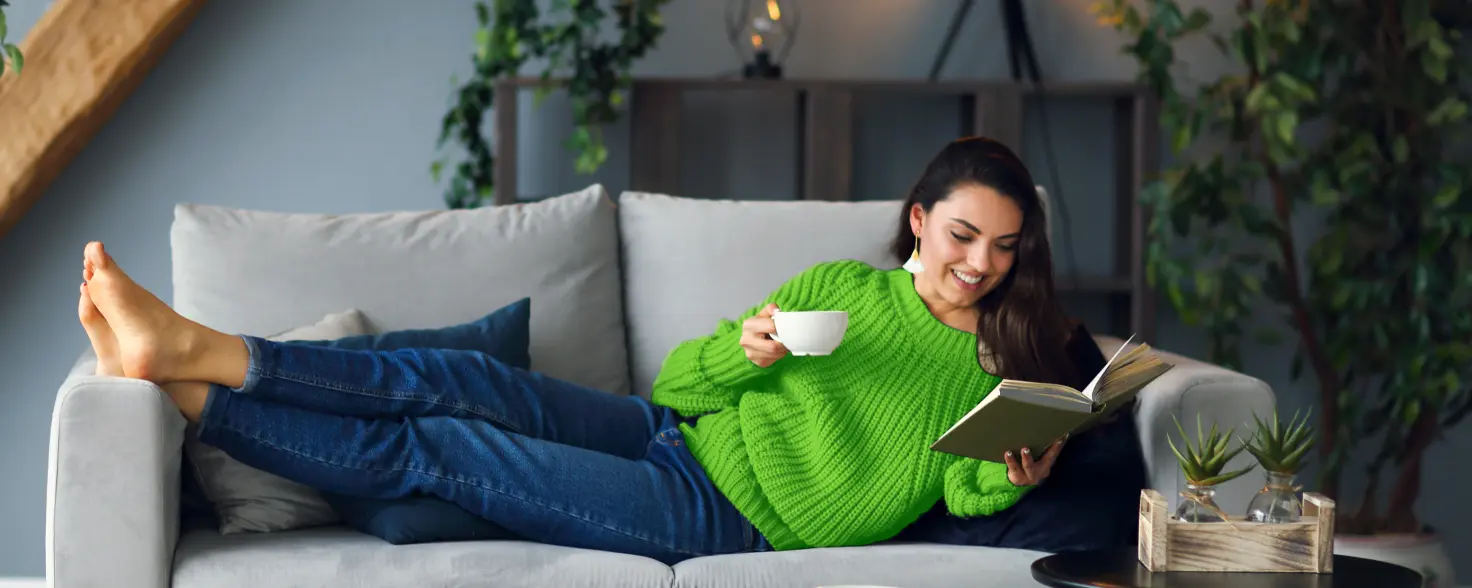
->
[492,77,1160,342]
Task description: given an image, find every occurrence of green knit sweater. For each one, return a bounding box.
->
[650,260,1031,551]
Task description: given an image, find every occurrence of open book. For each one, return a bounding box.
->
[930,336,1175,463]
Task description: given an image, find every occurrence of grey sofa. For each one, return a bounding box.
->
[46,185,1275,588]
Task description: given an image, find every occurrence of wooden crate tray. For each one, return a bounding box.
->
[1137,488,1336,573]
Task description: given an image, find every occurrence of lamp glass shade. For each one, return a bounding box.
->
[725,0,800,78]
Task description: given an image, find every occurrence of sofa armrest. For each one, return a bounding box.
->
[1094,336,1276,516]
[48,362,187,588]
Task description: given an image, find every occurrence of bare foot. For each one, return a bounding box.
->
[82,242,248,387]
[161,382,208,423]
[77,283,124,377]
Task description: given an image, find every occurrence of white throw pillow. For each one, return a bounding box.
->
[184,309,370,534]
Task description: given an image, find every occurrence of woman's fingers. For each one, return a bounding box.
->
[1045,436,1066,461]
[740,331,784,355]
[1030,437,1068,482]
[744,315,777,337]
[1004,435,1072,487]
[1005,450,1033,486]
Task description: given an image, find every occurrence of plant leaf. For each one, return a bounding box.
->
[1282,437,1314,468]
[1433,184,1460,209]
[1168,436,1199,479]
[1197,463,1257,486]
[1242,441,1280,472]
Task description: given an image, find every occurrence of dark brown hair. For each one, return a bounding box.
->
[890,136,1078,385]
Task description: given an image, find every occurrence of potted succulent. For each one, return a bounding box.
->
[1241,410,1316,523]
[0,0,24,78]
[1168,414,1255,523]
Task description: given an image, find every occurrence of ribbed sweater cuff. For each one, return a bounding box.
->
[698,328,766,389]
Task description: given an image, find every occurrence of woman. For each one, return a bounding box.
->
[76,137,1079,564]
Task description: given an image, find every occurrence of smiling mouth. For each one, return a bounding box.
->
[951,269,985,291]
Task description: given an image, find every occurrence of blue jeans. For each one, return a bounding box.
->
[195,335,770,564]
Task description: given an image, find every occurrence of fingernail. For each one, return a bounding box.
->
[1005,451,1012,458]
[1022,447,1030,455]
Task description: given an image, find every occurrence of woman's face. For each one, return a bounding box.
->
[910,184,1024,311]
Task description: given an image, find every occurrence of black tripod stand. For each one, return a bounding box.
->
[928,0,1042,84]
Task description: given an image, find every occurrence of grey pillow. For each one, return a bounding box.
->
[169,184,631,397]
[184,309,370,534]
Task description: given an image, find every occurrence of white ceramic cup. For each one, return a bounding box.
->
[771,310,849,356]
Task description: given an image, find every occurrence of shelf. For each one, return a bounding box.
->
[499,76,1147,98]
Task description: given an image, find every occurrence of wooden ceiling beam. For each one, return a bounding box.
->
[0,0,207,241]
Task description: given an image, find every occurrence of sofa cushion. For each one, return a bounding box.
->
[671,543,1047,588]
[617,192,902,397]
[184,309,371,535]
[171,527,673,588]
[171,184,631,395]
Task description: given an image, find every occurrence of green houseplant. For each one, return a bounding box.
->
[432,0,671,209]
[0,0,24,78]
[1091,0,1471,545]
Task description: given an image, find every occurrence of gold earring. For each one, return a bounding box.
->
[903,236,925,273]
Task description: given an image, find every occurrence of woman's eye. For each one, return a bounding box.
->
[997,242,1017,252]
[951,232,972,243]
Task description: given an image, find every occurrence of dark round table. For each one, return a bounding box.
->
[1031,547,1422,588]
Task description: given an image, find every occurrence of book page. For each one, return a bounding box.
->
[996,383,1093,411]
[1081,334,1135,402]
[1095,346,1173,405]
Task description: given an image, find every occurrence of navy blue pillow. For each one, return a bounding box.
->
[286,297,532,370]
[293,298,531,544]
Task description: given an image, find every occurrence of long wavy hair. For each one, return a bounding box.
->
[890,136,1078,386]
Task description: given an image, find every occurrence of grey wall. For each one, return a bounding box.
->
[0,0,1464,579]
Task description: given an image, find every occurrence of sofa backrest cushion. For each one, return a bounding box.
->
[617,191,903,398]
[170,184,632,396]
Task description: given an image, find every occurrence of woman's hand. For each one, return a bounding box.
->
[1004,435,1067,486]
[740,303,789,368]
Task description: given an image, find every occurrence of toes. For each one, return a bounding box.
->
[78,284,102,322]
[84,242,110,272]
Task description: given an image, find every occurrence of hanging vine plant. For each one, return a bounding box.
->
[0,0,25,78]
[433,0,671,209]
